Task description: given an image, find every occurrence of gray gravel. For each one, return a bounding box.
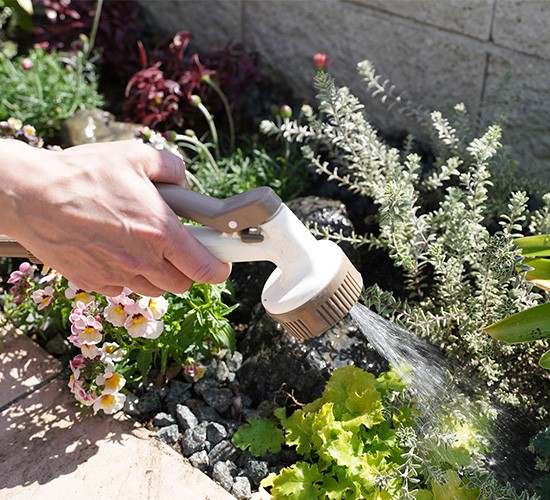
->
[127,350,294,498]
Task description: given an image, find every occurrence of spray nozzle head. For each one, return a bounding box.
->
[261,239,363,340]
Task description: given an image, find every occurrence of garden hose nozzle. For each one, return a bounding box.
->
[0,185,363,340]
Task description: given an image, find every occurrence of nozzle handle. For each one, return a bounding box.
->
[0,185,283,262]
[156,184,282,233]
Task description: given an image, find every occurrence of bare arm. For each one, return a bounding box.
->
[0,139,231,296]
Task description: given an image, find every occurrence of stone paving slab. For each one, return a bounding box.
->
[0,325,62,409]
[0,327,234,500]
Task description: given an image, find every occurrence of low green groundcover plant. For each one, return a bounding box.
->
[233,365,535,499]
[0,40,103,140]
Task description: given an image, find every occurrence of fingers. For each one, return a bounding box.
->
[163,224,232,285]
[141,146,188,188]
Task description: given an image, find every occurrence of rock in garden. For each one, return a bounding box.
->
[215,361,231,382]
[212,461,235,491]
[238,307,387,406]
[188,450,209,472]
[185,398,223,423]
[225,351,243,372]
[176,404,198,430]
[208,439,238,464]
[154,411,176,427]
[245,460,269,487]
[206,422,228,446]
[135,390,162,415]
[231,476,252,500]
[165,380,192,405]
[61,108,141,146]
[44,333,69,356]
[202,387,234,414]
[156,424,179,445]
[181,424,207,456]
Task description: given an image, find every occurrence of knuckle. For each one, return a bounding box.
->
[190,261,216,284]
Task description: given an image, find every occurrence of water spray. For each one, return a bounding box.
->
[0,185,363,340]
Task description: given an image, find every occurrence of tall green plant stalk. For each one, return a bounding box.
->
[85,0,103,59]
[202,75,235,152]
[190,94,220,159]
[173,131,222,180]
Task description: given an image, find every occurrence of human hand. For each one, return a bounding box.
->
[0,139,231,296]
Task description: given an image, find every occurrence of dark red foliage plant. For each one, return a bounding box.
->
[122,30,269,134]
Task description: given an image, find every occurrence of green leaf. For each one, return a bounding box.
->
[540,349,550,369]
[515,234,550,257]
[232,417,285,457]
[414,490,434,500]
[280,408,316,459]
[430,470,479,500]
[524,258,550,280]
[484,302,550,343]
[311,403,363,468]
[522,257,550,291]
[305,365,384,429]
[136,349,153,381]
[269,463,324,499]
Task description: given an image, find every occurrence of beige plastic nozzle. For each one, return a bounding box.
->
[266,252,363,340]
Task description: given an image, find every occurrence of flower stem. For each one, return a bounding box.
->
[87,0,104,59]
[175,134,222,180]
[204,77,235,152]
[196,101,220,159]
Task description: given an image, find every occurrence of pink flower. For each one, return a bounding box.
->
[69,354,86,379]
[104,302,128,327]
[124,313,163,339]
[21,58,33,70]
[68,375,98,407]
[69,314,103,347]
[32,285,54,310]
[104,288,134,326]
[65,281,94,305]
[313,53,333,71]
[101,342,125,363]
[80,344,101,359]
[96,372,126,394]
[7,262,35,285]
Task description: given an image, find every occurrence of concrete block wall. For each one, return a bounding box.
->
[141,0,550,183]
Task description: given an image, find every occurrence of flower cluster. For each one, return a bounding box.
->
[4,260,236,416]
[6,262,37,305]
[0,118,44,147]
[64,285,168,414]
[4,263,169,415]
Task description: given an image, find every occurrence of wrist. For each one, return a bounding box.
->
[0,139,49,238]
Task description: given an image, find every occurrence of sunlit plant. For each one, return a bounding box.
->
[233,365,527,499]
[485,234,550,369]
[2,261,236,414]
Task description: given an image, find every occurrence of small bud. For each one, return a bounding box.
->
[280,104,292,119]
[270,104,280,116]
[189,95,202,107]
[184,129,196,137]
[313,52,333,71]
[200,74,211,83]
[21,58,33,71]
[163,130,177,142]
